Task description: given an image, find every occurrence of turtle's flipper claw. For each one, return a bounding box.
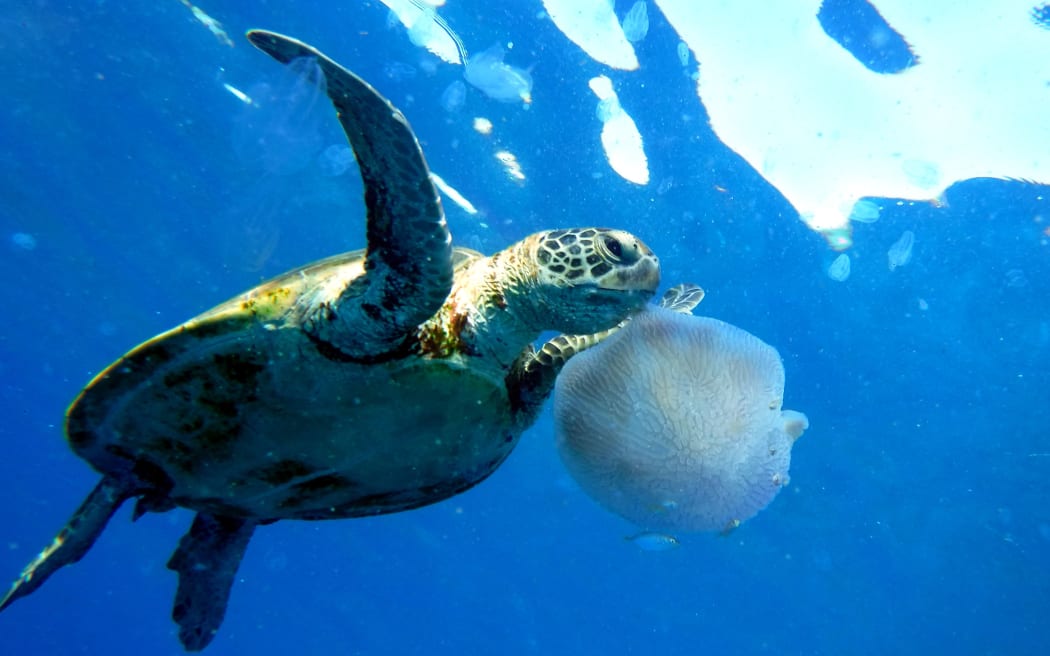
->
[1,477,130,612]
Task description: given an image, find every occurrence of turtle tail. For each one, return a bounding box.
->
[0,476,133,612]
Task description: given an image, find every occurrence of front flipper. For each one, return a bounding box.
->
[658,283,705,313]
[167,513,256,651]
[0,476,132,612]
[247,30,453,361]
[507,283,705,419]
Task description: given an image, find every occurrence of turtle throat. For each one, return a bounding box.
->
[421,244,544,370]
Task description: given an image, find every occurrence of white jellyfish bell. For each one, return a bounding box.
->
[464,44,533,104]
[553,306,808,533]
[393,1,533,105]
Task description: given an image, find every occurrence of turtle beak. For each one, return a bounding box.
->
[597,255,660,295]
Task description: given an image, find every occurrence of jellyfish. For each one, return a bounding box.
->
[10,232,36,251]
[224,56,329,271]
[553,306,808,533]
[827,253,850,281]
[396,2,533,104]
[621,1,650,43]
[887,230,915,271]
[676,41,690,67]
[317,144,355,177]
[440,80,467,112]
[849,199,880,224]
[231,56,327,176]
[464,44,533,104]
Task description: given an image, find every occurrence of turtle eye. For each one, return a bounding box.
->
[602,236,623,261]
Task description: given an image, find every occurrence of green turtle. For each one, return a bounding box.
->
[0,31,661,651]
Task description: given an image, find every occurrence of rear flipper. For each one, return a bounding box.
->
[0,476,133,611]
[167,513,256,651]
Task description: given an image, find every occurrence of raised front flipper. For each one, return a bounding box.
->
[507,283,705,420]
[247,30,453,360]
[659,283,705,313]
[167,513,256,651]
[0,476,132,612]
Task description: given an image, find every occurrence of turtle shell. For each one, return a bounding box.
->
[65,248,518,521]
[0,31,664,653]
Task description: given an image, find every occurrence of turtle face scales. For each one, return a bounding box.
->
[530,228,660,334]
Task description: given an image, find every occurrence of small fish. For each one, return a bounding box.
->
[720,519,741,537]
[625,531,680,551]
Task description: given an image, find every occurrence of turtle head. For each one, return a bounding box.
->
[525,228,660,333]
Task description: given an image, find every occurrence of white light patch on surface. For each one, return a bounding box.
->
[589,76,649,185]
[654,0,1050,248]
[541,0,639,70]
[380,0,462,64]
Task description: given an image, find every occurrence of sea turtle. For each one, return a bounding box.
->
[0,31,661,651]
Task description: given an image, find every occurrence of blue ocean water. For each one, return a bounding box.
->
[1,2,1048,655]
